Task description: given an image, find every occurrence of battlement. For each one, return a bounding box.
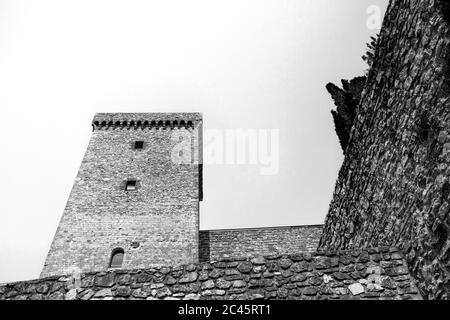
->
[92,112,202,130]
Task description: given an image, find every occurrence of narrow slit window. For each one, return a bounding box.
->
[125,179,137,191]
[134,141,144,149]
[109,248,124,268]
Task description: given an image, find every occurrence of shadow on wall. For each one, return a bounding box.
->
[199,232,210,263]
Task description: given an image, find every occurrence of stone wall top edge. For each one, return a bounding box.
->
[0,246,403,288]
[199,224,324,233]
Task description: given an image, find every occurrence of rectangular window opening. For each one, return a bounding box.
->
[125,179,137,191]
[134,141,144,149]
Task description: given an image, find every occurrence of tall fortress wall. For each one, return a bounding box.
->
[319,0,450,299]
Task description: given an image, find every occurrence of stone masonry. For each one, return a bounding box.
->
[319,0,450,299]
[1,248,421,300]
[199,225,322,262]
[41,113,203,277]
[2,0,448,301]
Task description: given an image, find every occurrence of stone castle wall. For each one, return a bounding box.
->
[41,113,203,278]
[199,225,322,262]
[5,0,448,301]
[1,248,421,300]
[319,0,450,299]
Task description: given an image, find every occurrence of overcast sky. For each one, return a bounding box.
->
[0,0,387,283]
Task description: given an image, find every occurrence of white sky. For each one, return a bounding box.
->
[0,0,387,283]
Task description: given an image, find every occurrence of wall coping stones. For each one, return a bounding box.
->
[200,224,323,233]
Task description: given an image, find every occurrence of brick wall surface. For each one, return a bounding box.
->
[319,0,450,299]
[199,225,322,262]
[41,113,203,278]
[1,248,422,300]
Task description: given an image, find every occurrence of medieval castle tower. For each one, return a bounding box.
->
[40,112,322,278]
[41,113,203,277]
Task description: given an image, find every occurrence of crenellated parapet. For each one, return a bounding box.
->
[92,113,202,131]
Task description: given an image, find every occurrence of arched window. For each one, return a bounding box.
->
[109,248,124,268]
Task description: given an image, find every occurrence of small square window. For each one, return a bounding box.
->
[134,141,144,149]
[125,179,137,191]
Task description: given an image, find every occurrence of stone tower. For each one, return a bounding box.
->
[41,113,203,278]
